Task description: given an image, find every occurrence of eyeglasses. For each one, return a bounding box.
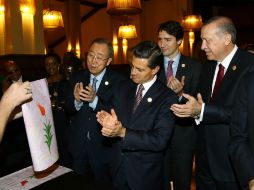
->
[87,52,109,62]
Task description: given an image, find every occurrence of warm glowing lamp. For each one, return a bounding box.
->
[118,25,137,39]
[181,14,203,56]
[43,9,64,29]
[20,0,35,15]
[181,15,203,31]
[107,0,142,15]
[0,0,5,15]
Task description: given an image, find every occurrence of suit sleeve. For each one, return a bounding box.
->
[229,74,254,189]
[121,95,177,152]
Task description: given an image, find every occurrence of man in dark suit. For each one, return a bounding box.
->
[171,16,254,190]
[96,41,178,190]
[229,71,254,190]
[157,20,201,190]
[65,38,125,189]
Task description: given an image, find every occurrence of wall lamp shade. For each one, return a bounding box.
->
[118,25,137,39]
[43,9,64,29]
[0,5,4,15]
[107,0,142,15]
[181,15,203,31]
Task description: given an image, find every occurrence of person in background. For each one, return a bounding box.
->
[44,52,70,167]
[229,71,254,190]
[2,60,22,92]
[157,20,201,190]
[0,82,32,142]
[170,16,254,190]
[244,43,254,54]
[0,60,33,176]
[96,41,177,190]
[65,37,125,189]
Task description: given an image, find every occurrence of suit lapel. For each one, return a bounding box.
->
[175,55,186,80]
[216,50,241,100]
[96,69,111,96]
[131,80,159,121]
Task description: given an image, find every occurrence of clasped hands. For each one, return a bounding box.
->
[74,82,96,103]
[170,93,203,118]
[96,109,126,138]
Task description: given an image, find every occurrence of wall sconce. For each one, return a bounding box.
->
[0,0,5,15]
[181,14,203,31]
[118,25,137,39]
[181,14,203,56]
[43,9,64,29]
[20,0,36,15]
[107,0,142,15]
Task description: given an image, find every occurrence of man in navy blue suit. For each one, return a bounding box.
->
[65,38,125,189]
[157,20,201,190]
[96,41,178,190]
[170,16,254,190]
[229,71,254,190]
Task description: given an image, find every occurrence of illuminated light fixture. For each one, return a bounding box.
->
[181,14,203,57]
[0,0,4,15]
[118,25,137,39]
[43,9,64,29]
[20,0,35,15]
[107,0,142,15]
[181,14,203,31]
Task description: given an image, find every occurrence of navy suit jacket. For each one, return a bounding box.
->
[158,54,201,149]
[65,68,125,173]
[229,71,254,189]
[197,49,254,181]
[110,79,178,190]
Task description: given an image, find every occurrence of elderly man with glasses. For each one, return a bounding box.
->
[65,37,126,190]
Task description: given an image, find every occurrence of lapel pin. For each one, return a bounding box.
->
[147,97,152,103]
[232,65,237,71]
[105,81,109,86]
[181,63,185,68]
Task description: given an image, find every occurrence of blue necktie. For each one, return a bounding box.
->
[92,77,97,92]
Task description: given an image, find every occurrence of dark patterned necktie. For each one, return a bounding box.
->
[166,60,174,81]
[133,84,144,113]
[211,64,224,100]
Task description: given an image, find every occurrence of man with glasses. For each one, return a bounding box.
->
[65,38,125,189]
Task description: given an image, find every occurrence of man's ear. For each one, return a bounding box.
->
[152,65,160,75]
[106,58,112,66]
[177,39,183,46]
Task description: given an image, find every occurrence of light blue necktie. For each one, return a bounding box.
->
[92,77,98,92]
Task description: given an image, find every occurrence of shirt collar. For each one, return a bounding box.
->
[219,45,238,71]
[90,67,106,82]
[164,53,181,65]
[139,75,157,93]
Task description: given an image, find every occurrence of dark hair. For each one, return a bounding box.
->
[132,41,161,69]
[90,37,114,58]
[204,16,237,44]
[45,52,61,64]
[158,20,184,41]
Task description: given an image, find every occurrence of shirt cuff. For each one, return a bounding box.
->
[195,103,205,125]
[74,100,83,111]
[89,95,98,110]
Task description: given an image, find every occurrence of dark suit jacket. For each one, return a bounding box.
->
[158,54,201,149]
[65,68,125,173]
[110,79,178,190]
[229,71,254,190]
[197,49,254,181]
